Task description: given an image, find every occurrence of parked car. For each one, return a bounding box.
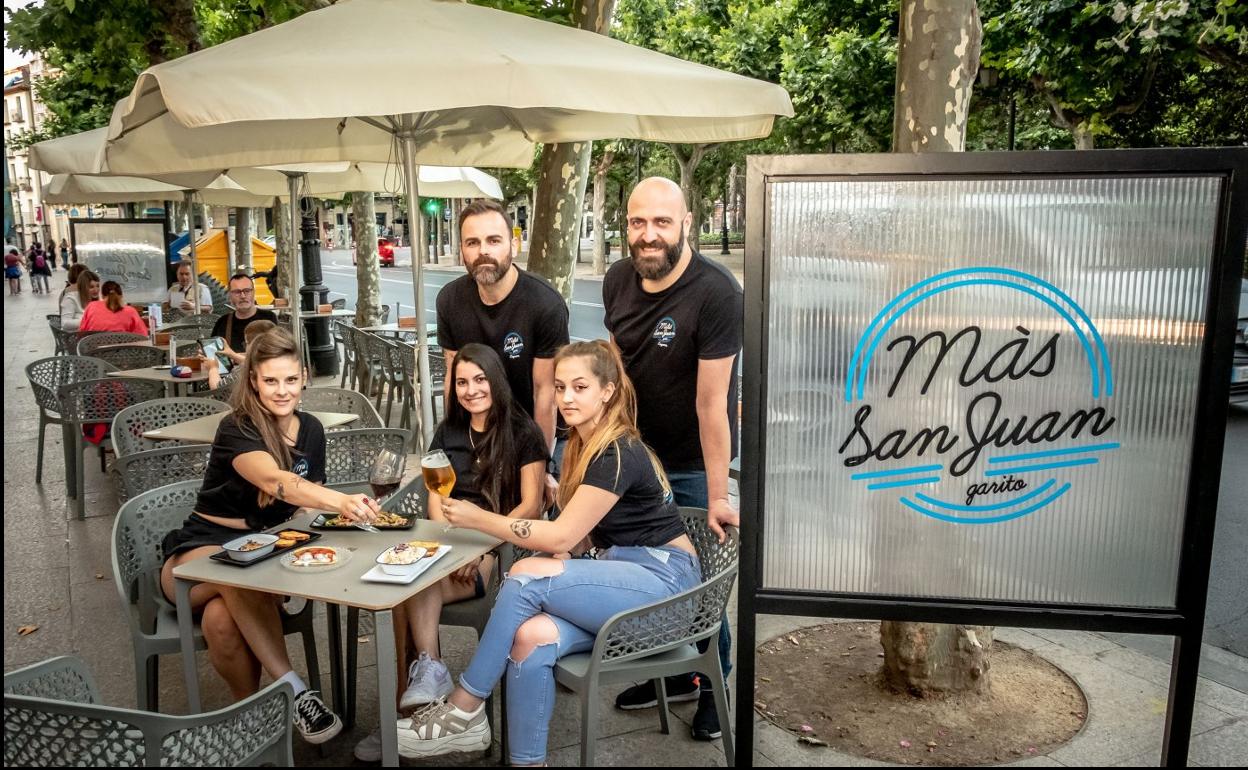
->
[352,237,396,267]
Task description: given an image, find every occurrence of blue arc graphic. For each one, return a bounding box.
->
[846,267,1113,402]
[902,482,1073,525]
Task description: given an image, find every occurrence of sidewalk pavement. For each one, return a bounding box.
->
[3,285,1244,766]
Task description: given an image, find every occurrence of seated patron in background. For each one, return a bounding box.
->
[59,266,99,332]
[212,273,277,366]
[353,343,548,762]
[80,281,149,335]
[166,261,214,313]
[396,340,701,766]
[159,328,379,745]
[202,319,276,391]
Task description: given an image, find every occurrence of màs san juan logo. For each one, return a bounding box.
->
[838,267,1116,524]
[502,332,525,359]
[293,458,310,477]
[652,317,677,348]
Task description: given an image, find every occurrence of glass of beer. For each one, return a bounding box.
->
[422,450,457,529]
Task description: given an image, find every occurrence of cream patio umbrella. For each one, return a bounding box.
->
[100,0,794,451]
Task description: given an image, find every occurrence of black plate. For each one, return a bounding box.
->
[209,529,323,567]
[309,513,416,531]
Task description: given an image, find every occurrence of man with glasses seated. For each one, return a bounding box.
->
[213,273,278,366]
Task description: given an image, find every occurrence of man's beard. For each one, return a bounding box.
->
[629,225,684,280]
[470,248,514,286]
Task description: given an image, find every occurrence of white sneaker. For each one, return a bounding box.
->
[396,698,491,758]
[399,652,453,710]
[353,727,383,762]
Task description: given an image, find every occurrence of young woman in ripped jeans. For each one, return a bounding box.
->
[396,340,702,765]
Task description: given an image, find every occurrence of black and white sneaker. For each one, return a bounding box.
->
[614,675,701,710]
[293,689,343,744]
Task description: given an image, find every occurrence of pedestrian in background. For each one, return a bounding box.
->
[29,242,53,295]
[60,239,70,269]
[4,247,22,296]
[80,281,148,335]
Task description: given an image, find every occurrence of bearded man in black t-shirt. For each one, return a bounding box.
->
[603,176,743,742]
[435,200,569,475]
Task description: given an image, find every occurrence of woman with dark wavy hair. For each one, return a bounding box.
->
[354,342,547,762]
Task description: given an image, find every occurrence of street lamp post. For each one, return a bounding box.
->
[299,203,338,377]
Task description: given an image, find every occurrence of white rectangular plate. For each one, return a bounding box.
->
[360,545,453,585]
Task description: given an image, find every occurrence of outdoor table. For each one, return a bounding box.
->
[107,366,210,397]
[95,340,157,350]
[157,316,217,332]
[358,322,438,337]
[173,515,501,767]
[142,410,358,443]
[298,309,358,319]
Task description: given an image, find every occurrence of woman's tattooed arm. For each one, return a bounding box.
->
[510,520,532,539]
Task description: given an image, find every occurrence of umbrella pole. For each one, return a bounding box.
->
[184,190,199,316]
[284,172,305,367]
[399,133,435,448]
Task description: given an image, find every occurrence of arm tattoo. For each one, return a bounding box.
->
[510,520,533,539]
[275,482,286,501]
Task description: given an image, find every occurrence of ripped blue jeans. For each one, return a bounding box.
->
[458,545,701,765]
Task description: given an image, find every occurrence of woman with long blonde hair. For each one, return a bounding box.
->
[159,328,380,745]
[397,340,702,766]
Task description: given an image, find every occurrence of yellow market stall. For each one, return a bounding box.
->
[187,230,277,305]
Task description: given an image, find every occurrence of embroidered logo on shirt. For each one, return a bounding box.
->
[503,332,525,359]
[293,458,310,477]
[652,317,677,348]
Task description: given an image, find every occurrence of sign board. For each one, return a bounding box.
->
[70,218,168,304]
[737,149,1247,767]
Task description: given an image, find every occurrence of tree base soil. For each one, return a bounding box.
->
[754,622,1087,765]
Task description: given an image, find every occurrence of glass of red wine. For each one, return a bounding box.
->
[369,447,405,501]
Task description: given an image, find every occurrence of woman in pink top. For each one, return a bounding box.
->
[79,281,149,335]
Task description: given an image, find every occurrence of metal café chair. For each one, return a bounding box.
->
[111,480,323,713]
[91,345,166,371]
[59,377,166,519]
[77,332,149,358]
[4,655,294,767]
[52,327,104,358]
[114,444,212,503]
[298,386,383,429]
[553,509,739,766]
[111,398,229,458]
[26,355,117,486]
[46,314,63,355]
[335,318,359,389]
[324,427,410,487]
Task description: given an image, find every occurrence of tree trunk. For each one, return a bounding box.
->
[233,207,252,272]
[1071,123,1095,150]
[591,148,616,276]
[525,0,616,301]
[352,192,382,327]
[882,0,993,697]
[527,142,592,299]
[272,196,293,301]
[891,0,982,152]
[726,163,739,234]
[449,199,461,264]
[669,143,709,243]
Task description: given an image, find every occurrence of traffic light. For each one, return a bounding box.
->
[423,199,441,218]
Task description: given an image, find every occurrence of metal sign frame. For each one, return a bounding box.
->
[736,148,1247,767]
[69,217,171,304]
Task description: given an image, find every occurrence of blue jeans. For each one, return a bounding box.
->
[666,470,734,688]
[459,545,701,765]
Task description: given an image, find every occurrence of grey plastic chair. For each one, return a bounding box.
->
[26,356,118,487]
[52,327,102,358]
[335,319,358,389]
[112,397,229,458]
[340,476,507,738]
[114,444,212,503]
[46,314,63,354]
[4,655,294,767]
[91,344,167,371]
[59,377,167,519]
[77,331,150,357]
[298,386,383,428]
[111,480,323,713]
[552,509,740,767]
[323,427,410,486]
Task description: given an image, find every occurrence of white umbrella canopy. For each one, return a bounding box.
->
[44,173,272,208]
[102,0,793,453]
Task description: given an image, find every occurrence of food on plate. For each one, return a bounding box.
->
[277,530,311,541]
[406,540,440,555]
[290,546,338,566]
[379,542,425,565]
[237,539,267,552]
[275,538,296,548]
[324,511,408,527]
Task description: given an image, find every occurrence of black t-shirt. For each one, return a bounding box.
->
[603,251,743,471]
[196,412,326,531]
[211,310,279,355]
[436,268,569,419]
[429,417,548,511]
[582,436,687,549]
